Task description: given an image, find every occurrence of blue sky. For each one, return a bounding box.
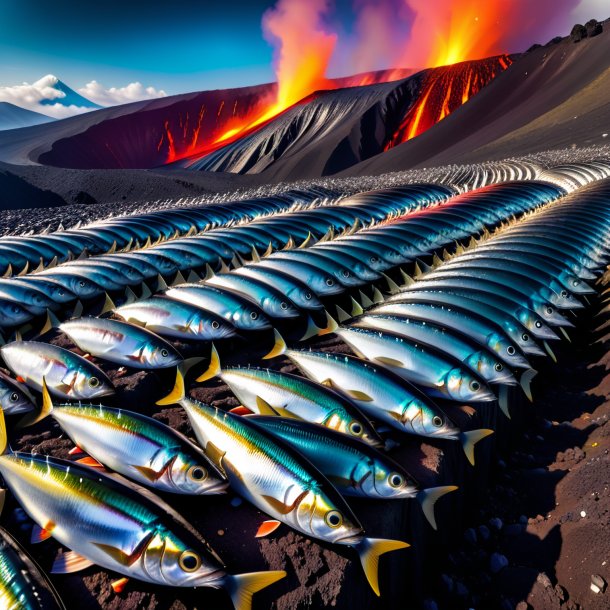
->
[0,0,606,97]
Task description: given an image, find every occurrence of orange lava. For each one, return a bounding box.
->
[384,54,512,149]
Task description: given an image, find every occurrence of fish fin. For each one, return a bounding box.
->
[139,283,152,300]
[124,286,137,305]
[196,344,221,382]
[31,522,55,544]
[107,241,117,254]
[559,327,571,342]
[320,378,334,388]
[458,405,477,417]
[283,236,295,250]
[497,386,511,419]
[205,441,226,473]
[519,369,537,402]
[317,311,339,337]
[172,271,186,287]
[343,388,374,402]
[380,273,400,295]
[374,356,404,368]
[372,287,385,304]
[254,396,281,416]
[76,456,104,468]
[300,316,321,341]
[219,258,231,274]
[69,446,84,455]
[72,300,83,318]
[187,270,200,283]
[359,290,374,309]
[263,242,273,257]
[18,261,29,276]
[250,246,261,263]
[543,340,557,363]
[229,406,254,416]
[100,294,116,315]
[0,489,5,515]
[1,263,11,278]
[20,377,54,428]
[458,429,494,466]
[350,297,364,317]
[299,232,314,249]
[355,538,410,596]
[130,465,164,481]
[231,254,243,269]
[51,550,95,574]
[261,490,308,514]
[255,520,281,538]
[262,329,286,360]
[156,367,186,406]
[224,571,286,610]
[156,274,169,291]
[180,356,204,377]
[111,577,130,594]
[413,262,424,279]
[39,309,61,335]
[203,264,216,280]
[336,305,351,323]
[432,253,443,269]
[416,486,458,530]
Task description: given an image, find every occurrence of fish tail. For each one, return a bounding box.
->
[195,344,221,382]
[356,537,409,596]
[497,386,511,419]
[224,570,286,610]
[318,311,339,335]
[416,485,458,530]
[458,428,494,466]
[19,377,54,428]
[262,329,286,360]
[157,367,187,406]
[519,368,537,402]
[39,309,61,335]
[0,405,7,455]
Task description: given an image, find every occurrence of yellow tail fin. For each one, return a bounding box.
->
[19,377,54,428]
[225,570,286,610]
[263,329,286,360]
[196,344,221,382]
[416,485,458,530]
[0,407,7,455]
[356,537,409,596]
[459,429,494,466]
[156,367,186,406]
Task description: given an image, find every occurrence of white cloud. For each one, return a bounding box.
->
[0,74,90,118]
[572,0,609,22]
[0,74,167,119]
[78,81,167,106]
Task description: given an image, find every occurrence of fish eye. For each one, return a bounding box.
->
[388,473,404,488]
[535,320,542,328]
[349,421,363,436]
[325,278,334,287]
[432,415,443,427]
[572,280,580,287]
[79,280,86,287]
[10,392,19,402]
[494,363,503,372]
[341,270,350,278]
[11,306,20,314]
[507,346,516,355]
[280,302,288,310]
[179,550,201,572]
[304,292,312,300]
[88,377,100,388]
[522,333,529,342]
[250,311,258,320]
[161,349,169,357]
[469,380,480,392]
[211,320,220,329]
[546,307,554,315]
[188,466,208,482]
[370,257,378,263]
[560,290,568,298]
[324,510,343,528]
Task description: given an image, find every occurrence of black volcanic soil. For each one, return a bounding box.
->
[1,286,609,609]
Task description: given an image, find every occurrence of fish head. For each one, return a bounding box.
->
[0,300,31,326]
[167,454,228,495]
[295,488,363,544]
[367,459,419,499]
[285,286,323,310]
[231,305,272,331]
[260,294,300,319]
[404,399,459,439]
[0,379,34,415]
[464,351,516,386]
[140,341,182,369]
[444,367,496,403]
[560,272,594,295]
[325,411,383,448]
[516,307,558,340]
[65,275,102,299]
[334,267,362,287]
[309,272,344,296]
[72,366,114,399]
[501,321,544,356]
[535,301,572,327]
[485,332,530,369]
[141,528,223,588]
[545,282,584,309]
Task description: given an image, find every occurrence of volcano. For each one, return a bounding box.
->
[0,102,54,131]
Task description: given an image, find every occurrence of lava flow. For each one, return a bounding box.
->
[385,54,512,149]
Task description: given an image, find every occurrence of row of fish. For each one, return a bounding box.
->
[1,174,609,608]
